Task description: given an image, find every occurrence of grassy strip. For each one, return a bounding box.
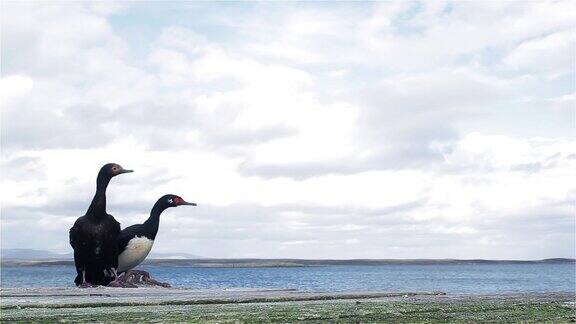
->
[1,298,574,323]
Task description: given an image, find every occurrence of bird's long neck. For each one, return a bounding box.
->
[86,172,111,217]
[144,201,168,239]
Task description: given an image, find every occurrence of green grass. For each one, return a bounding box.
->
[2,298,575,323]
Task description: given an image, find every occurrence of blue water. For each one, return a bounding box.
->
[1,263,574,294]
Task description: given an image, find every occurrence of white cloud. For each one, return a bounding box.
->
[0,74,34,107]
[1,1,574,259]
[504,30,575,77]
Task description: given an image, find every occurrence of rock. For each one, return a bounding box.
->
[119,270,171,288]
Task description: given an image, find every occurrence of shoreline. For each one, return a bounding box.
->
[1,288,574,323]
[2,257,574,268]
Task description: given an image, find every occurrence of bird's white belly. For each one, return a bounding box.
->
[118,236,154,273]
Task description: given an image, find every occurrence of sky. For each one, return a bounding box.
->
[0,1,574,259]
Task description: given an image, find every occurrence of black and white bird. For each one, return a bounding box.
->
[69,163,133,287]
[117,194,196,274]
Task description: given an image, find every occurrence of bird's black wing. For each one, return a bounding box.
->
[111,217,121,237]
[69,217,86,286]
[69,218,83,249]
[105,215,121,263]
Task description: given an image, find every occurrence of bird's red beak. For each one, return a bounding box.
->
[178,199,196,206]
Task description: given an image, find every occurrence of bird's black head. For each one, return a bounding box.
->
[160,194,197,208]
[99,163,133,179]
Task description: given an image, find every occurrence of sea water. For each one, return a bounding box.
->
[1,263,574,294]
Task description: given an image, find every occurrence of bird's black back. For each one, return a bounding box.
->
[117,223,154,253]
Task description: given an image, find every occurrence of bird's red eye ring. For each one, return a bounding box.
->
[173,197,182,205]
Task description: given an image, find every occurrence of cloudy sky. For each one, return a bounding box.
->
[1,1,574,259]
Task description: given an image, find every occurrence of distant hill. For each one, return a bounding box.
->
[2,254,574,268]
[0,249,203,261]
[139,258,576,267]
[0,249,72,260]
[147,251,204,259]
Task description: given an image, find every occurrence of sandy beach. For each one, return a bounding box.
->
[1,287,574,323]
